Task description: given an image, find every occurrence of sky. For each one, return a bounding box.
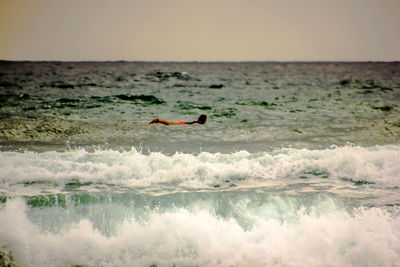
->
[1,0,400,62]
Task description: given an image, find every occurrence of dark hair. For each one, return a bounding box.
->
[197,114,207,124]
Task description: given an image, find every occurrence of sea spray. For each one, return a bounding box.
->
[1,197,400,266]
[1,145,399,197]
[1,144,400,265]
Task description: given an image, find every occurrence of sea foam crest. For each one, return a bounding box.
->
[0,145,399,194]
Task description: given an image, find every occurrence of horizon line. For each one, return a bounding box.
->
[1,59,400,64]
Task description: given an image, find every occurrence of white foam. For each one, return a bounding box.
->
[1,198,399,267]
[1,145,400,196]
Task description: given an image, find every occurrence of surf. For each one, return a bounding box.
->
[1,195,399,267]
[1,144,399,196]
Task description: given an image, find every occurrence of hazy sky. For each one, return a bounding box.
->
[1,0,399,61]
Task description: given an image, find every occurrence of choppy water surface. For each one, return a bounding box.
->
[1,61,400,266]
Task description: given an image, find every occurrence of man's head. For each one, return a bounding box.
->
[198,114,207,124]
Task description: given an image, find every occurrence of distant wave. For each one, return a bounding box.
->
[1,144,399,197]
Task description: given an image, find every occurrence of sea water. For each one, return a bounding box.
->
[0,61,400,266]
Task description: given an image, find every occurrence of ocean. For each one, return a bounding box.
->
[0,61,400,266]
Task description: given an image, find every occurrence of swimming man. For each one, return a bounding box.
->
[145,114,207,125]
